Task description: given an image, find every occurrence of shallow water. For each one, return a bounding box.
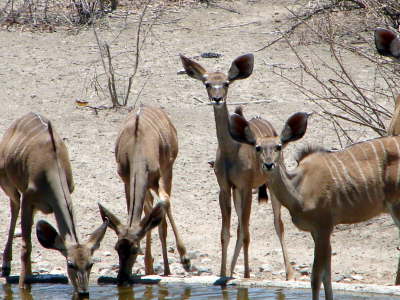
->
[1,283,400,300]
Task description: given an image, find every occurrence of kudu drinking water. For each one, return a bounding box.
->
[180,54,294,279]
[0,112,108,295]
[98,106,190,284]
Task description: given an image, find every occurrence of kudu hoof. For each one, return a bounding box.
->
[181,257,191,272]
[1,267,10,277]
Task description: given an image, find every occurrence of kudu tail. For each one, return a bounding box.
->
[47,121,78,239]
[258,184,269,204]
[128,110,149,226]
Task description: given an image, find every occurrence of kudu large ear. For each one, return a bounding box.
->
[36,220,67,255]
[137,195,169,239]
[228,54,254,82]
[374,28,400,58]
[228,106,256,146]
[180,54,207,81]
[86,219,108,254]
[280,112,311,145]
[98,203,123,235]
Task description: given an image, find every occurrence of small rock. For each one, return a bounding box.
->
[259,264,272,272]
[188,250,201,260]
[351,274,364,281]
[168,246,175,253]
[201,258,211,264]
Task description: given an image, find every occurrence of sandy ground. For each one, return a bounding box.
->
[0,0,399,292]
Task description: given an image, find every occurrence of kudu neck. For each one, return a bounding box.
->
[268,161,303,212]
[213,102,239,154]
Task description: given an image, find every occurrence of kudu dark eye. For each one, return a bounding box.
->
[255,145,262,152]
[67,261,75,269]
[205,83,211,88]
[275,144,282,151]
[223,82,229,88]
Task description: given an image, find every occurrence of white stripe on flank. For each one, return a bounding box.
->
[331,154,358,206]
[347,150,372,203]
[250,121,263,137]
[328,154,354,206]
[18,124,46,157]
[370,141,385,199]
[141,110,167,146]
[393,138,400,190]
[358,143,378,201]
[322,155,341,207]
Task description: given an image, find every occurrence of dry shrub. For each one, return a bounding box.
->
[271,0,400,146]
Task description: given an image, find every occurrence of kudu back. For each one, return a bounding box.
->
[0,112,107,295]
[99,106,190,284]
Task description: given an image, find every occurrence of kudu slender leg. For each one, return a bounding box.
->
[20,195,34,288]
[387,202,400,285]
[270,193,294,280]
[311,229,333,300]
[144,193,154,275]
[219,188,232,277]
[1,187,21,277]
[156,187,171,276]
[161,169,190,271]
[230,188,252,278]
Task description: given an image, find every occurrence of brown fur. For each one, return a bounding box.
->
[229,111,400,300]
[99,106,190,283]
[0,113,107,294]
[180,54,294,280]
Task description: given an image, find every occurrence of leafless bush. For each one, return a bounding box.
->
[268,1,400,146]
[0,0,117,28]
[89,0,160,109]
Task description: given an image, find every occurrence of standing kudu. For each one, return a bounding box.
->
[0,113,108,295]
[229,110,400,300]
[374,27,400,136]
[180,54,294,279]
[98,106,190,284]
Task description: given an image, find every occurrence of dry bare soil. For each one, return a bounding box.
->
[0,0,398,290]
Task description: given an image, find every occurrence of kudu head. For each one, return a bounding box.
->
[36,219,108,296]
[98,194,168,284]
[228,109,310,172]
[180,54,254,107]
[374,27,400,59]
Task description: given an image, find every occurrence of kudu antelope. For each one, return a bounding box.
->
[229,110,400,300]
[180,54,294,279]
[374,27,400,136]
[0,113,108,295]
[98,106,190,283]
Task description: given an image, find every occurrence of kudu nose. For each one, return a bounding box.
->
[77,291,89,299]
[212,96,223,103]
[263,162,275,170]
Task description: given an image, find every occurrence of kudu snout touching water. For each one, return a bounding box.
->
[0,113,108,295]
[229,110,400,300]
[180,54,294,280]
[374,27,400,136]
[98,106,190,284]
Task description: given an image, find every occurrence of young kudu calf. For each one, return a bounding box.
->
[98,106,190,284]
[180,54,294,279]
[0,113,108,295]
[374,27,400,136]
[229,110,400,300]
